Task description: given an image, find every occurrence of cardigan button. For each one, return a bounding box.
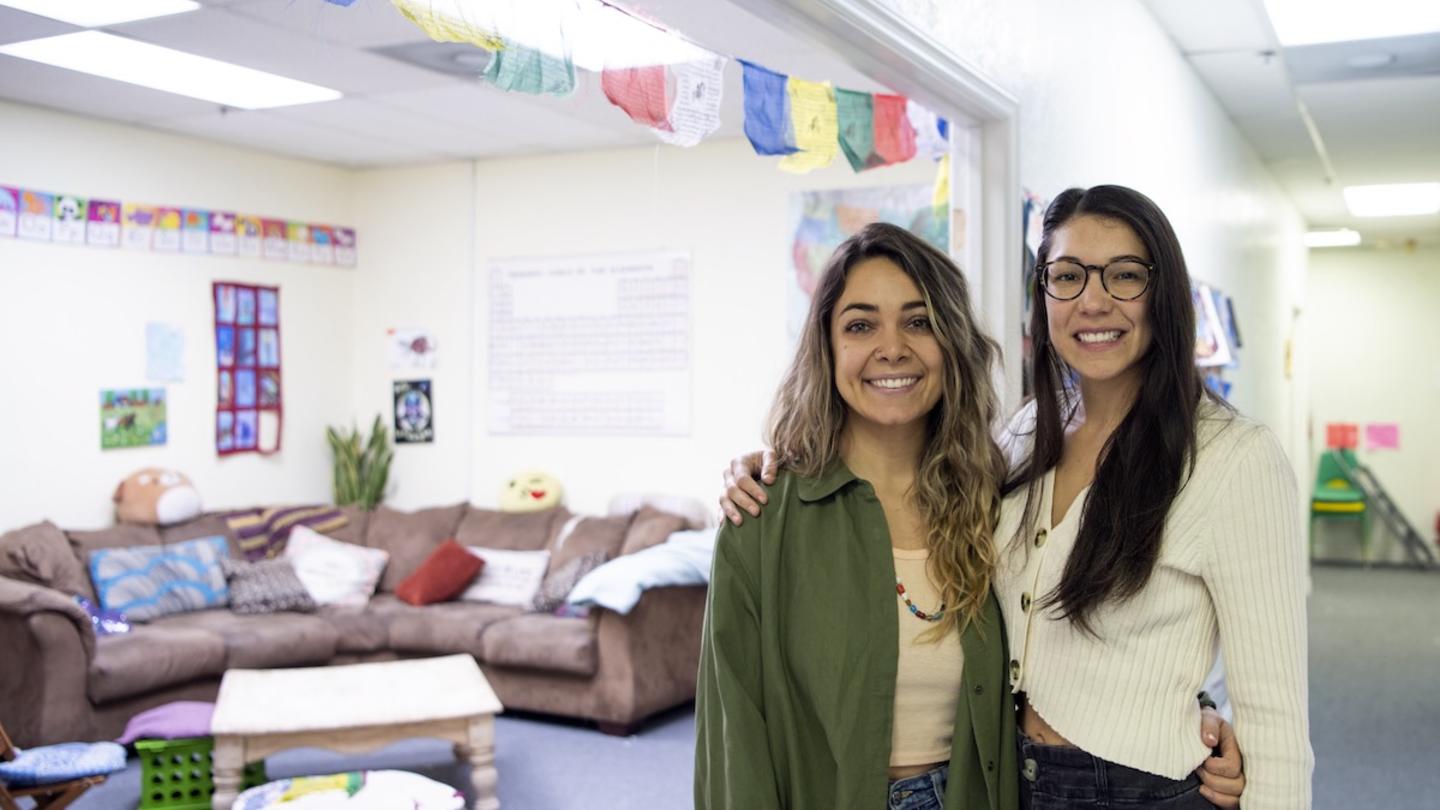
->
[1009,659,1021,681]
[986,759,995,772]
[1034,529,1047,548]
[1021,592,1032,613]
[973,683,984,695]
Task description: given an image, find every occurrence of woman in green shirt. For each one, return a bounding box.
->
[698,223,1245,810]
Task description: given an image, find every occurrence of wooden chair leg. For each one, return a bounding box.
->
[36,781,94,810]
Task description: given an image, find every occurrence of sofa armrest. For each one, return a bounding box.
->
[590,584,707,722]
[0,575,97,746]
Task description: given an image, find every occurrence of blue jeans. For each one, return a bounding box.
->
[887,764,948,810]
[1018,736,1216,809]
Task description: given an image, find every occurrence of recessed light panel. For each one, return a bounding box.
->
[1262,0,1440,46]
[1343,183,1440,218]
[0,0,199,28]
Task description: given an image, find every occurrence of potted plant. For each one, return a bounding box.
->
[325,414,393,510]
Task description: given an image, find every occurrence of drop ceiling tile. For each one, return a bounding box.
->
[1141,0,1275,53]
[270,96,487,157]
[109,6,453,96]
[1190,50,1294,118]
[154,107,447,166]
[223,0,432,49]
[0,7,77,45]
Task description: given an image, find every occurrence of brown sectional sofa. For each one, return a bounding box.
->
[0,503,706,748]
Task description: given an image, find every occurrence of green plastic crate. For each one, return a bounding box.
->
[136,737,266,810]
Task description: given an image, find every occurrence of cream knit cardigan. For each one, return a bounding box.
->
[996,401,1312,808]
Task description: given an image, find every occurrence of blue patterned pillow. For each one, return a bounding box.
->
[0,741,126,786]
[88,536,229,621]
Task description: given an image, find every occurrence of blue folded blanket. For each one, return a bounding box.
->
[0,741,126,787]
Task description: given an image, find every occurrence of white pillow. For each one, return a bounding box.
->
[459,547,551,607]
[284,525,388,607]
[565,529,715,614]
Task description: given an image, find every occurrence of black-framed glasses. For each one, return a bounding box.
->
[1036,259,1154,301]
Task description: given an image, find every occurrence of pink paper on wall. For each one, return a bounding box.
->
[1365,423,1399,451]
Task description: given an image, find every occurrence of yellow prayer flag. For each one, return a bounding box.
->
[779,78,839,174]
[932,154,951,208]
[391,0,506,52]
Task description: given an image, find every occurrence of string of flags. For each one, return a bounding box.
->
[0,185,357,266]
[381,0,948,173]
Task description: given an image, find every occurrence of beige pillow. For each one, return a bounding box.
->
[459,547,550,606]
[285,525,388,607]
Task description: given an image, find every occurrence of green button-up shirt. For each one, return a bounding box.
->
[695,460,1018,810]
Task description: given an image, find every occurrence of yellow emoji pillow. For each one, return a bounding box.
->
[500,471,563,512]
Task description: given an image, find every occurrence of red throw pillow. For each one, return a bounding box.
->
[395,539,484,606]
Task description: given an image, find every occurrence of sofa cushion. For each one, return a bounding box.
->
[531,551,608,614]
[160,513,236,551]
[396,539,483,606]
[89,624,227,703]
[315,600,392,654]
[0,521,91,597]
[458,548,549,607]
[151,609,338,669]
[453,507,569,552]
[480,614,598,677]
[324,504,371,546]
[375,599,523,658]
[619,506,690,556]
[88,536,229,621]
[366,504,467,592]
[221,557,317,615]
[549,514,631,572]
[66,524,164,601]
[285,526,388,607]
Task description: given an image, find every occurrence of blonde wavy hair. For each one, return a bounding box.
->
[768,222,1006,639]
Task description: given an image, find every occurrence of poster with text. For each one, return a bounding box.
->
[53,195,87,245]
[393,379,434,444]
[87,200,121,247]
[215,281,281,455]
[787,184,947,338]
[19,190,53,241]
[100,388,167,450]
[0,186,16,237]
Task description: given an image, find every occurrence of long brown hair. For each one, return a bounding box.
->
[1004,185,1225,634]
[768,222,1005,637]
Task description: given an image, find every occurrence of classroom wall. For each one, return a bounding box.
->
[1307,246,1440,560]
[0,101,357,529]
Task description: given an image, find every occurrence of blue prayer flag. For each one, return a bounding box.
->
[740,60,797,156]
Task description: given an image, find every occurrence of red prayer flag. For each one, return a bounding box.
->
[601,66,672,131]
[873,94,917,166]
[1325,423,1358,450]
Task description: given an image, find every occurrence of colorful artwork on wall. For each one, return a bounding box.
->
[214,281,282,456]
[100,388,167,450]
[394,380,434,444]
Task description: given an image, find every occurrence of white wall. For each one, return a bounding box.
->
[0,101,357,529]
[353,142,939,514]
[882,0,1310,474]
[1307,246,1440,559]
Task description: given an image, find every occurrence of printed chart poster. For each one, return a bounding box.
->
[214,281,281,456]
[87,200,121,247]
[122,203,156,250]
[393,379,434,444]
[53,195,87,245]
[334,227,357,267]
[0,186,17,237]
[262,219,287,261]
[100,388,167,450]
[209,211,237,255]
[286,222,311,263]
[182,209,210,254]
[237,215,262,258]
[1193,283,1233,368]
[310,225,335,265]
[487,250,692,436]
[19,190,53,241]
[153,208,182,253]
[787,184,948,338]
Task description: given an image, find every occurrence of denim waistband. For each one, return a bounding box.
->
[1018,736,1205,805]
[887,762,948,798]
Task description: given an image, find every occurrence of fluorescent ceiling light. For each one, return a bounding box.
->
[0,0,199,27]
[418,0,711,71]
[1343,183,1440,218]
[1261,0,1440,46]
[0,31,342,110]
[1303,228,1361,248]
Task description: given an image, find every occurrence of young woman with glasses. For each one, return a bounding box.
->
[705,204,1261,801]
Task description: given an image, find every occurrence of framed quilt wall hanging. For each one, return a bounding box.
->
[214,281,282,455]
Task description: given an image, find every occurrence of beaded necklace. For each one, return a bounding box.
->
[895,576,944,622]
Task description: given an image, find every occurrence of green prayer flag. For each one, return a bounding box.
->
[835,89,875,172]
[482,41,575,96]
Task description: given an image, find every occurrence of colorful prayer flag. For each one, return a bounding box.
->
[482,39,575,96]
[907,99,948,160]
[390,0,504,51]
[653,56,726,147]
[875,94,918,166]
[741,60,797,156]
[779,78,839,173]
[835,89,875,172]
[932,154,950,209]
[1365,423,1399,451]
[602,65,671,130]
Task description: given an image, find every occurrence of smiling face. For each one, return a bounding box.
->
[499,471,563,512]
[1044,215,1153,391]
[829,257,945,434]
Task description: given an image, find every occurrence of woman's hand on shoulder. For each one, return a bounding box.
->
[720,449,779,525]
[1196,708,1245,807]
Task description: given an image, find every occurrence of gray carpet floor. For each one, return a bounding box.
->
[60,565,1438,809]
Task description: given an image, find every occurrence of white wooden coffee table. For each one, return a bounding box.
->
[210,655,503,809]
